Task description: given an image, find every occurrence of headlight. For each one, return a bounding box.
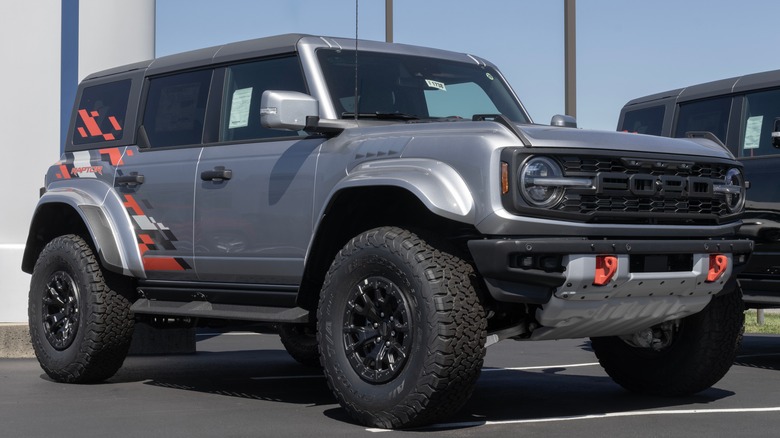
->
[715,167,745,213]
[519,157,564,207]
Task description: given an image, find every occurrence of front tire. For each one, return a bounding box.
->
[28,234,134,383]
[318,227,486,429]
[590,289,744,396]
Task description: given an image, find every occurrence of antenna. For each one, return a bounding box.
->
[353,0,359,120]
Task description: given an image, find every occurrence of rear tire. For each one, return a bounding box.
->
[590,289,744,395]
[318,227,486,429]
[278,323,320,367]
[28,234,134,383]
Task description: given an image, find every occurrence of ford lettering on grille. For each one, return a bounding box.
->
[597,173,713,198]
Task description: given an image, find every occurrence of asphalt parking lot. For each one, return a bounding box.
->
[1,331,779,437]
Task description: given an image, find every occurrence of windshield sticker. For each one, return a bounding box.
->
[486,72,494,81]
[425,79,446,91]
[743,116,762,150]
[229,87,253,129]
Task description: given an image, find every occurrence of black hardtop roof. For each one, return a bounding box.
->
[625,67,780,107]
[83,33,312,81]
[81,33,488,82]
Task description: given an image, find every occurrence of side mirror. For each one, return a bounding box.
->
[551,114,577,128]
[260,90,319,131]
[772,117,780,148]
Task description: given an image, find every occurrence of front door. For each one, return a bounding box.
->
[192,56,319,285]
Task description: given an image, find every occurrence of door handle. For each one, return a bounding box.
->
[116,173,144,185]
[200,167,233,182]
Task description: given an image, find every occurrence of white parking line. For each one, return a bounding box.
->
[425,407,780,430]
[250,375,324,381]
[367,407,780,432]
[482,362,600,372]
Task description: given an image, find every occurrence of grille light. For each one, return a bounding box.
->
[519,156,591,208]
[714,168,745,213]
[520,157,564,207]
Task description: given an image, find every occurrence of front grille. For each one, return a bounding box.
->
[561,156,727,179]
[556,155,730,222]
[562,195,725,216]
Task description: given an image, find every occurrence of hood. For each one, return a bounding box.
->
[516,124,734,160]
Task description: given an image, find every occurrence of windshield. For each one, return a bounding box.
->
[316,49,530,123]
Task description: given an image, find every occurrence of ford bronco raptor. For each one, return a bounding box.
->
[23,34,751,428]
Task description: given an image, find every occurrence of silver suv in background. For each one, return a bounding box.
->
[24,34,751,428]
[618,69,780,309]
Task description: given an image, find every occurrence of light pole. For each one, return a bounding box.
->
[386,0,393,43]
[564,0,576,118]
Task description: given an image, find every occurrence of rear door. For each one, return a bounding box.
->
[118,69,214,280]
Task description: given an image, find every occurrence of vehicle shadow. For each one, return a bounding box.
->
[734,334,780,371]
[111,349,335,406]
[98,334,778,430]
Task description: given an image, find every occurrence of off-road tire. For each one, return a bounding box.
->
[28,234,134,383]
[590,289,744,395]
[317,227,486,429]
[278,323,320,367]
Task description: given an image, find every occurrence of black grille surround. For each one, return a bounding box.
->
[500,148,742,225]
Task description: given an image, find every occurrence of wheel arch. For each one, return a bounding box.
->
[339,158,476,223]
[22,187,142,277]
[296,184,479,311]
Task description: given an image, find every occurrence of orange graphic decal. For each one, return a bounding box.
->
[77,109,123,141]
[122,194,144,216]
[138,233,155,255]
[109,116,122,131]
[143,257,186,271]
[57,164,71,179]
[99,148,124,166]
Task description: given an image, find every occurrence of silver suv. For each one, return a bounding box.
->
[23,34,752,428]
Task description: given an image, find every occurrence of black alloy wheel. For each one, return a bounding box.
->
[41,271,81,350]
[342,276,413,384]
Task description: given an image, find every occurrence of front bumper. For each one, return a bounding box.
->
[468,238,753,305]
[468,238,753,340]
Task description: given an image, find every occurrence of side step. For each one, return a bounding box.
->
[131,299,309,323]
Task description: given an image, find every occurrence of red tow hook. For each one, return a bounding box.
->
[593,255,618,286]
[707,254,728,282]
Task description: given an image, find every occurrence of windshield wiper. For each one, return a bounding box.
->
[341,112,419,120]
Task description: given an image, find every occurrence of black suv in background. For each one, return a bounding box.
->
[618,70,780,308]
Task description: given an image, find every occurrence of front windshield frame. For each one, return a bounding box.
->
[315,48,530,124]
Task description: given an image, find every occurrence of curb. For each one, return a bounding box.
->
[0,324,34,358]
[1,322,196,358]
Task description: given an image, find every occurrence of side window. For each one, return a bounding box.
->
[621,105,664,135]
[673,96,731,143]
[221,56,307,142]
[72,79,131,145]
[739,88,780,158]
[142,70,212,148]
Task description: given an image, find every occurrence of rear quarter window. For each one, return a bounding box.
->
[674,96,731,143]
[621,105,665,135]
[142,70,213,148]
[72,79,131,145]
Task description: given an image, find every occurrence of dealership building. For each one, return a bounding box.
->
[0,1,155,333]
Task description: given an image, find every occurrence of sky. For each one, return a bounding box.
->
[157,0,780,131]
